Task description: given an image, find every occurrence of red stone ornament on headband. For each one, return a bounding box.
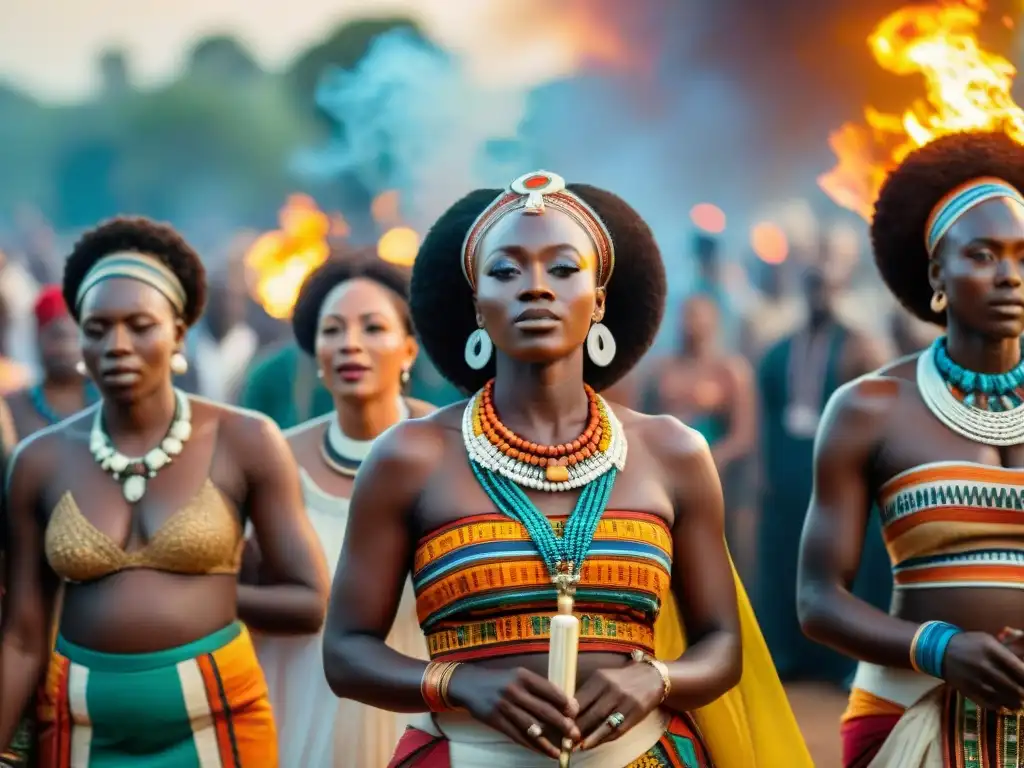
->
[34,285,69,328]
[460,171,616,292]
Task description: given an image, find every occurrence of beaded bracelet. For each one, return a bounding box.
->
[909,620,962,678]
[631,649,672,704]
[421,661,461,712]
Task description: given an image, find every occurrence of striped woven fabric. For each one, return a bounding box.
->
[878,462,1024,590]
[36,623,277,767]
[412,511,673,661]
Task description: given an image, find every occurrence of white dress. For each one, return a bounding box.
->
[254,469,427,767]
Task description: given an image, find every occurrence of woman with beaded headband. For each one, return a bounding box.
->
[0,217,330,767]
[245,251,432,766]
[797,132,1024,767]
[322,172,810,766]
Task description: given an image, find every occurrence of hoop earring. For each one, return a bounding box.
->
[170,352,189,376]
[464,328,493,370]
[586,323,616,367]
[930,290,948,313]
[75,361,89,378]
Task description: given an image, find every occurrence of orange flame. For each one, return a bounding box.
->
[244,195,338,319]
[818,0,1024,221]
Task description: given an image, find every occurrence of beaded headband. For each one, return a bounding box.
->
[460,171,615,292]
[75,251,187,315]
[925,177,1024,257]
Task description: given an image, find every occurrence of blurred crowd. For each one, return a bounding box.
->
[0,208,939,702]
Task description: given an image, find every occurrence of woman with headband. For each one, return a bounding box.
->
[0,217,330,767]
[323,172,810,766]
[797,132,1024,766]
[249,252,431,766]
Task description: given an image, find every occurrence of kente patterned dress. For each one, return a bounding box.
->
[38,480,277,768]
[391,379,813,768]
[254,468,427,767]
[841,461,1024,768]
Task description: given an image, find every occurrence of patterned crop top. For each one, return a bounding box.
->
[412,511,673,662]
[879,462,1024,590]
[45,479,244,583]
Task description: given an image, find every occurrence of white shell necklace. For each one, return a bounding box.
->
[917,345,1024,446]
[89,388,193,503]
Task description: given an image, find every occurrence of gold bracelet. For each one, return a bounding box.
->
[908,623,929,674]
[631,649,672,704]
[421,661,462,712]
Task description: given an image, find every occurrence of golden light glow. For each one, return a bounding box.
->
[244,195,335,319]
[377,227,420,267]
[818,0,1024,221]
[751,222,789,264]
[690,203,727,234]
[370,190,402,228]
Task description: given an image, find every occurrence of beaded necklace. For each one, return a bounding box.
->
[918,336,1024,445]
[29,381,97,425]
[462,381,627,492]
[932,336,1024,408]
[463,380,625,600]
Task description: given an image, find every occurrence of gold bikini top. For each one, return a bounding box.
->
[44,478,244,583]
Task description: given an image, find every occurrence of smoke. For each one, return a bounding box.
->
[297,0,940,303]
[294,28,533,231]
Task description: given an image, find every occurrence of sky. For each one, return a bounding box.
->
[0,0,526,101]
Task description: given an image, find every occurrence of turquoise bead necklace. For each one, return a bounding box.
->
[29,381,98,425]
[470,461,617,595]
[932,336,1024,410]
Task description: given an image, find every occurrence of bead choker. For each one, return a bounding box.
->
[462,380,627,492]
[918,337,1024,445]
[320,397,410,477]
[89,388,193,503]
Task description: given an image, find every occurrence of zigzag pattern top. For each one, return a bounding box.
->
[877,462,1024,590]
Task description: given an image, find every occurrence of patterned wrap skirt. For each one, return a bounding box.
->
[36,622,277,768]
[388,711,712,768]
[842,662,1023,767]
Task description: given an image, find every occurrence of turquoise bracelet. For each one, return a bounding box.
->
[910,620,962,678]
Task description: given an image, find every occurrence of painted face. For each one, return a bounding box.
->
[78,278,185,403]
[315,277,417,402]
[473,208,603,365]
[932,197,1024,338]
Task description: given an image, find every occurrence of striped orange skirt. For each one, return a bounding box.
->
[36,622,277,767]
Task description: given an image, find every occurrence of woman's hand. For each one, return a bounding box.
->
[943,632,1024,713]
[448,665,580,759]
[574,662,665,750]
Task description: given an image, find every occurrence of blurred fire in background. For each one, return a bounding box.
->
[818,0,1024,221]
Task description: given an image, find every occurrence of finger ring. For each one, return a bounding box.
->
[606,712,625,729]
[526,723,543,739]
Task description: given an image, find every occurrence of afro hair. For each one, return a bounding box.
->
[63,216,207,327]
[292,249,413,356]
[871,131,1024,325]
[410,183,666,393]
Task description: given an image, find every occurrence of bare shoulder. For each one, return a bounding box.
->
[722,353,753,381]
[5,410,90,491]
[406,397,437,418]
[361,401,465,484]
[614,405,711,470]
[818,367,909,445]
[193,396,288,454]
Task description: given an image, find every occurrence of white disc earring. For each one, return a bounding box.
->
[586,323,616,367]
[75,360,89,377]
[464,328,493,370]
[400,367,411,385]
[170,352,189,376]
